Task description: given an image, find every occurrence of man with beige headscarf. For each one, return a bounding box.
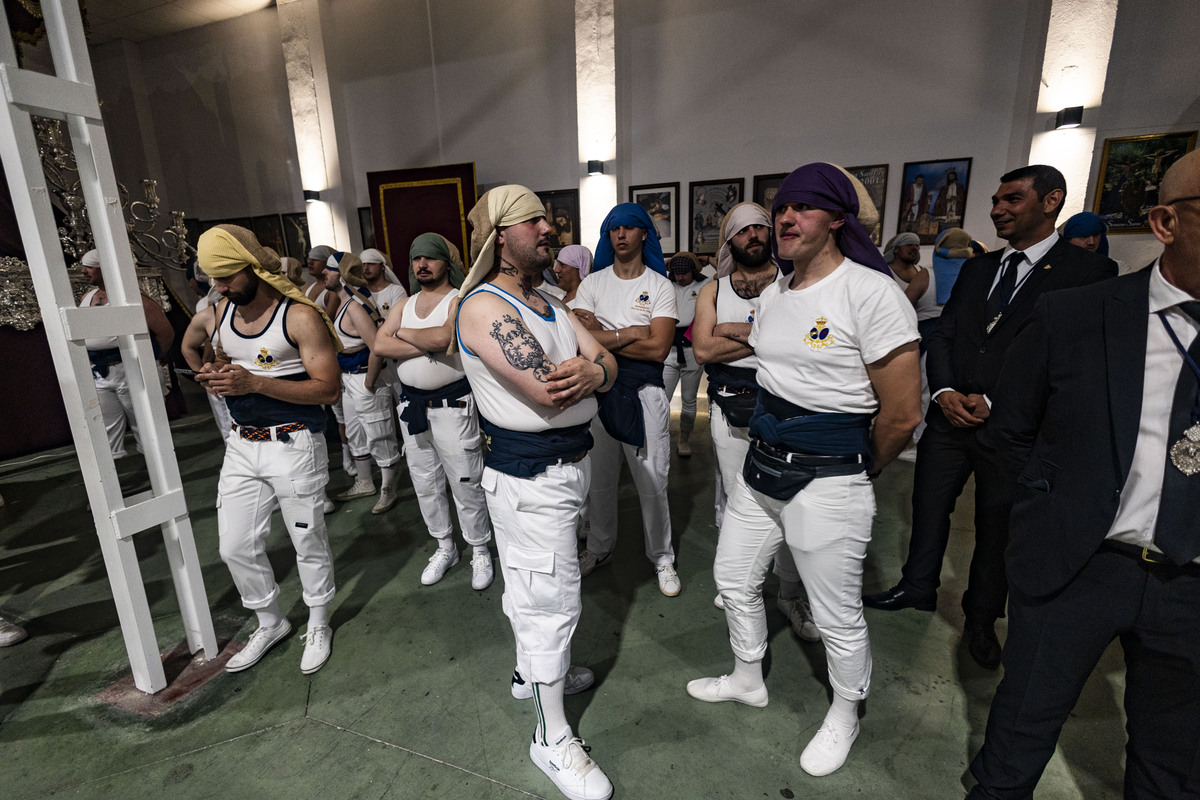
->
[456,186,616,800]
[197,224,342,675]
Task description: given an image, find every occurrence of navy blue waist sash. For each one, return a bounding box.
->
[706,364,760,428]
[337,347,370,373]
[399,376,472,436]
[673,325,691,364]
[87,348,121,378]
[479,416,593,478]
[226,372,326,431]
[596,355,665,448]
[749,390,873,466]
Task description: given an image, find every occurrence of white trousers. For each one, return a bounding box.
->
[585,384,674,566]
[216,428,336,609]
[398,397,491,545]
[716,470,875,701]
[94,364,140,458]
[483,460,590,683]
[341,372,401,468]
[662,346,702,424]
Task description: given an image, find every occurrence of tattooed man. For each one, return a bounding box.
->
[455,186,617,800]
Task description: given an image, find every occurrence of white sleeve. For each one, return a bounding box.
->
[651,274,678,321]
[574,273,599,313]
[857,279,919,364]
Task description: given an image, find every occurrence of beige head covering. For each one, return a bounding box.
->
[716,202,775,279]
[198,225,342,351]
[327,251,382,325]
[281,256,305,287]
[359,248,404,286]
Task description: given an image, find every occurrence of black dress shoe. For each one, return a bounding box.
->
[862,585,937,612]
[964,620,1002,669]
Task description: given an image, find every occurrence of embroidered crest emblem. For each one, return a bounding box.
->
[746,313,754,323]
[381,301,392,313]
[806,316,834,350]
[638,292,650,302]
[254,347,278,369]
[632,290,652,313]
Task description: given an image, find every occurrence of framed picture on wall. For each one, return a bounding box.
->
[752,173,787,211]
[845,164,889,246]
[628,182,680,255]
[535,189,580,253]
[250,214,286,258]
[689,178,744,255]
[1092,131,1197,234]
[358,207,376,249]
[281,212,311,260]
[897,158,971,244]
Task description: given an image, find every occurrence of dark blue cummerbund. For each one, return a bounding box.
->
[226,372,327,431]
[749,390,873,463]
[399,376,472,436]
[87,348,121,378]
[704,363,758,392]
[479,417,593,478]
[595,355,665,448]
[337,348,370,373]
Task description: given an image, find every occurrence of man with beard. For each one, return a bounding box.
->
[197,225,341,674]
[455,186,615,800]
[374,233,494,589]
[77,248,175,459]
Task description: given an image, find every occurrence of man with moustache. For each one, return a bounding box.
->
[374,233,494,588]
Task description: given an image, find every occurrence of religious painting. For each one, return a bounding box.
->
[281,212,311,260]
[535,189,580,253]
[250,214,286,258]
[358,207,376,249]
[368,162,477,270]
[846,164,889,246]
[1093,131,1197,234]
[689,178,744,255]
[629,182,680,255]
[752,173,787,212]
[897,158,972,245]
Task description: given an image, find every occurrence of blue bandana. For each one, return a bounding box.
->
[594,203,667,276]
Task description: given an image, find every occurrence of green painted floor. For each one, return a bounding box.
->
[1,388,1127,799]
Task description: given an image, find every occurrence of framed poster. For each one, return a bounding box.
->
[845,164,889,245]
[368,162,477,271]
[1093,131,1197,233]
[250,214,286,257]
[281,212,311,260]
[752,173,787,211]
[358,207,376,249]
[628,182,680,255]
[689,178,744,255]
[897,158,971,244]
[535,189,580,253]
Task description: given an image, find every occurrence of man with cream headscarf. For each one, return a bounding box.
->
[196,225,342,675]
[687,164,922,778]
[456,186,616,800]
[374,232,494,589]
[573,203,681,597]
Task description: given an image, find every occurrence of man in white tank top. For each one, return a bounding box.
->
[196,225,343,676]
[375,233,494,590]
[77,249,175,459]
[457,186,616,800]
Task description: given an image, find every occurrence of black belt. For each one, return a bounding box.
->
[714,385,757,396]
[755,439,865,467]
[1102,540,1200,571]
[344,365,370,374]
[426,398,468,409]
[551,450,588,467]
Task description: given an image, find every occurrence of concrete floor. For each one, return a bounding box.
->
[0,385,1128,799]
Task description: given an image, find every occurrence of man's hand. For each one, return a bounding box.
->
[196,363,260,397]
[573,309,602,331]
[544,356,603,409]
[938,390,988,427]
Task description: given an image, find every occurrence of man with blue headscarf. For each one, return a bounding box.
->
[573,202,681,597]
[1062,210,1110,256]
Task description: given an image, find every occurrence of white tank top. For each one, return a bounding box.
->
[715,274,764,371]
[216,298,306,377]
[395,291,466,390]
[459,284,597,433]
[334,299,367,353]
[890,264,941,321]
[81,288,119,350]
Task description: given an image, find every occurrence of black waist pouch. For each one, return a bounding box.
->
[742,440,866,502]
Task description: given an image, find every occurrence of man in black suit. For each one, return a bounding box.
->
[863,165,1117,669]
[967,149,1200,799]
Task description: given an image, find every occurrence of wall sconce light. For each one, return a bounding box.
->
[1054,106,1083,129]
[303,190,321,203]
[587,160,604,176]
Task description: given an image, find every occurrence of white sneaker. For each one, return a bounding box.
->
[800,722,860,776]
[322,494,335,514]
[713,593,725,609]
[0,616,28,647]
[529,731,613,800]
[299,625,333,674]
[656,563,681,597]
[335,479,376,501]
[512,666,595,699]
[421,547,460,585]
[371,483,397,515]
[778,596,821,642]
[471,552,494,590]
[686,674,768,707]
[577,549,612,577]
[226,618,292,672]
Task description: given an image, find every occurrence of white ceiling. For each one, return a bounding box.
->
[84,0,275,44]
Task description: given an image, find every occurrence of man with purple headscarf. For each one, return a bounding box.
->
[687,163,921,778]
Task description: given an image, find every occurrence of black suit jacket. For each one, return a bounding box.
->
[925,239,1118,427]
[986,268,1153,598]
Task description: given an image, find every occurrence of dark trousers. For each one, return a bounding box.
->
[899,416,1012,621]
[968,548,1200,799]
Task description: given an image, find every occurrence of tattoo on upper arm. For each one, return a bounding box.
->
[490,314,553,381]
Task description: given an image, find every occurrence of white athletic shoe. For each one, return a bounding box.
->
[421,547,460,585]
[577,549,612,577]
[511,666,596,699]
[656,563,681,597]
[225,618,292,673]
[471,552,494,590]
[778,596,821,642]
[322,494,336,514]
[371,483,398,515]
[335,479,376,501]
[686,674,769,707]
[529,731,613,800]
[299,625,332,674]
[800,722,860,776]
[713,593,725,610]
[0,616,28,647]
